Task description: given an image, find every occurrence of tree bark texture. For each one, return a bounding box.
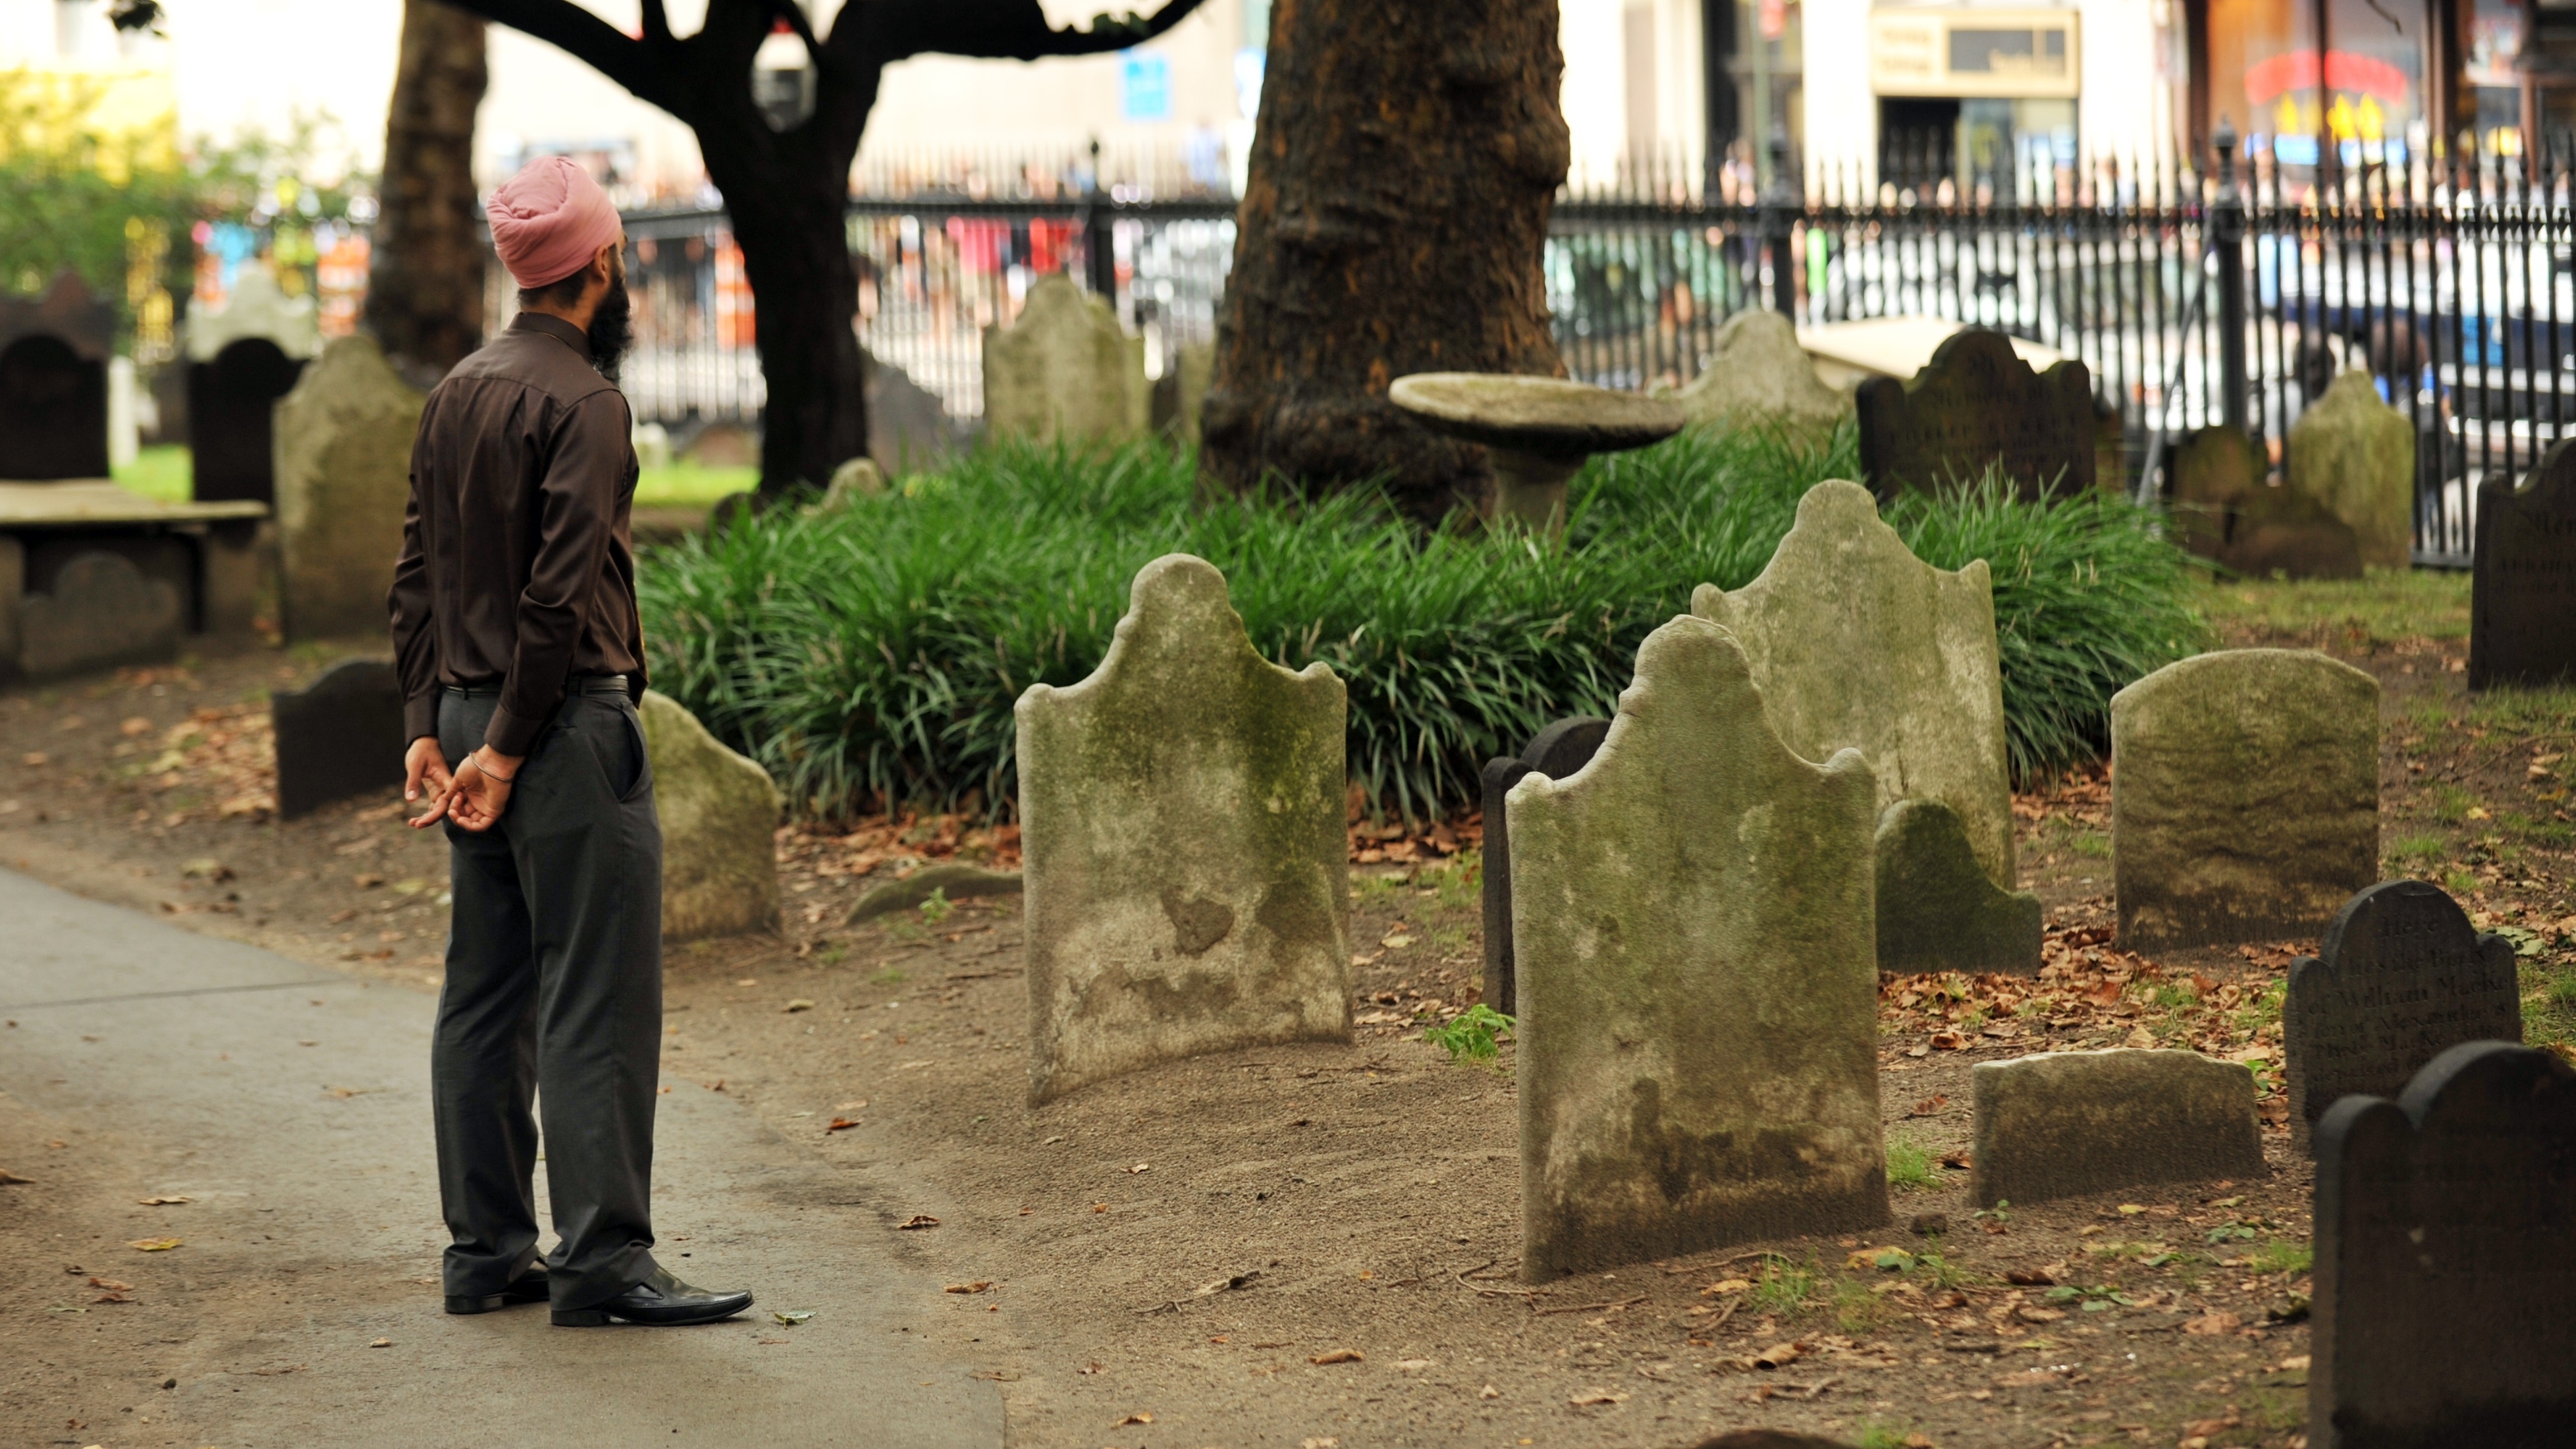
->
[1202,0,1571,524]
[444,0,1207,501]
[366,0,489,385]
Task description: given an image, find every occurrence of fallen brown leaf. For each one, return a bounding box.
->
[2014,1306,2064,1323]
[2182,1311,2241,1336]
[1752,1342,1803,1369]
[896,1215,940,1230]
[126,1238,180,1252]
[825,1118,861,1132]
[2004,1268,2054,1286]
[1568,1390,1629,1406]
[86,1277,130,1291]
[1114,1412,1154,1425]
[1309,1349,1363,1365]
[0,1169,33,1184]
[944,1282,992,1294]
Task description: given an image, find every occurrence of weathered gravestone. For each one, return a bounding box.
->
[1856,328,2095,500]
[1693,480,2038,973]
[2110,649,2379,950]
[273,335,425,640]
[186,267,318,505]
[15,549,180,679]
[2284,879,2521,1153]
[2288,370,2415,572]
[863,347,963,475]
[1969,1048,2264,1207]
[2469,434,2576,690]
[1667,310,1848,439]
[1017,554,1349,1104]
[2168,425,2362,580]
[1150,341,1214,447]
[0,272,115,480]
[1479,716,1610,1016]
[982,273,1148,446]
[1511,614,1884,1279]
[272,659,404,819]
[2311,1041,2576,1448]
[638,690,783,942]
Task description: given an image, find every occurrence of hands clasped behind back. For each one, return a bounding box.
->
[406,736,520,831]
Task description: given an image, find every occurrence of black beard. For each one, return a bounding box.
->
[585,275,633,382]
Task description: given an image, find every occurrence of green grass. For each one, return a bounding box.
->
[2387,833,2450,873]
[638,458,759,506]
[636,427,2208,820]
[2195,566,2470,643]
[113,443,190,501]
[2244,1238,2314,1276]
[1745,1255,1817,1316]
[1885,1133,1937,1191]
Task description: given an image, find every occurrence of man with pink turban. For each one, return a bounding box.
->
[389,155,754,1329]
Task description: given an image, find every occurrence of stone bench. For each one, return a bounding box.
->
[0,478,267,683]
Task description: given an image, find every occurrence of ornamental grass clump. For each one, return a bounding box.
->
[637,422,2205,821]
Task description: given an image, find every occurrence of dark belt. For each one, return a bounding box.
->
[442,674,631,700]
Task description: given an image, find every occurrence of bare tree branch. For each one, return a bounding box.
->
[439,0,682,113]
[844,0,1213,65]
[639,0,674,44]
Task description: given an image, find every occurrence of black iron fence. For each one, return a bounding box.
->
[605,144,2576,566]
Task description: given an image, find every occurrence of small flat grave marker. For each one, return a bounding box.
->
[2312,1041,2576,1447]
[1970,1048,2264,1207]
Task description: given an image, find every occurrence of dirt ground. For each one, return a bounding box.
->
[3,572,2571,1449]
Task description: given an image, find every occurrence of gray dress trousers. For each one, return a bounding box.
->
[432,676,664,1311]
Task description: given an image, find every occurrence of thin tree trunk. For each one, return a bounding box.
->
[367,0,489,385]
[1202,0,1571,523]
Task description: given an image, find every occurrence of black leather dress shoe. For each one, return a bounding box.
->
[444,1265,550,1315]
[551,1267,754,1327]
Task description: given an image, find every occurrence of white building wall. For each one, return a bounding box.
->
[1801,0,1881,186]
[1562,0,1633,187]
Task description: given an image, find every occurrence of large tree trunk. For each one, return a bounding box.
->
[690,68,879,501]
[367,0,489,385]
[1202,0,1571,523]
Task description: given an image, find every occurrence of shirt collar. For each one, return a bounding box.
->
[509,310,591,359]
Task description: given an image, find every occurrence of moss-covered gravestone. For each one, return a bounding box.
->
[2287,370,2415,571]
[2110,649,2379,950]
[273,335,425,640]
[2312,1042,2576,1448]
[982,273,1146,446]
[1694,481,2038,973]
[2284,879,2522,1153]
[1667,310,1847,439]
[1510,615,1885,1280]
[639,691,782,942]
[1017,554,1349,1104]
[2469,435,2576,690]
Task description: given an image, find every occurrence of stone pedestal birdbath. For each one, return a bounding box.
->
[1389,373,1685,532]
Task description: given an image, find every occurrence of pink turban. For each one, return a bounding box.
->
[486,156,621,288]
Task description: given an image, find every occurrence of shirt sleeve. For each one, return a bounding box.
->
[485,389,626,757]
[388,404,440,744]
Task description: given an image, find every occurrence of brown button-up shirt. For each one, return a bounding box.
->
[389,311,645,757]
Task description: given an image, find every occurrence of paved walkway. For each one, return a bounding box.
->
[0,868,1002,1448]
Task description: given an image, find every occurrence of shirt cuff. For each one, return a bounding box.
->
[484,703,547,758]
[404,693,439,746]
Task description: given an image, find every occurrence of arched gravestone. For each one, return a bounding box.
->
[1478,715,1610,1016]
[2311,1041,2576,1448]
[188,339,307,505]
[1510,615,1885,1279]
[2469,434,2576,690]
[2168,425,2362,581]
[2283,879,2522,1153]
[0,271,113,479]
[185,268,319,504]
[1856,327,2095,501]
[982,273,1147,446]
